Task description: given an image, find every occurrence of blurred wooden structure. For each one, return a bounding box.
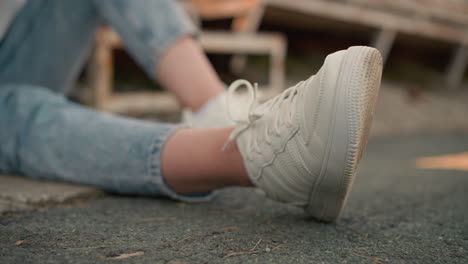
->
[265,0,468,89]
[87,0,286,114]
[87,0,468,114]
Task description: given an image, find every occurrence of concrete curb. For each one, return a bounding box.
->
[0,174,102,214]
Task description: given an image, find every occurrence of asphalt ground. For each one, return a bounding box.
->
[1,133,467,263]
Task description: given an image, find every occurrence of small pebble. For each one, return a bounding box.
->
[265,247,271,252]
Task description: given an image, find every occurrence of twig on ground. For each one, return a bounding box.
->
[271,244,287,250]
[97,251,144,259]
[250,239,262,251]
[15,240,27,246]
[175,236,192,245]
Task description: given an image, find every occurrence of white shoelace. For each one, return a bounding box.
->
[222,79,302,151]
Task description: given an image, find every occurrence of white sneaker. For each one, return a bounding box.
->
[224,46,383,222]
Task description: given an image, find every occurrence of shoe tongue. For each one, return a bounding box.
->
[193,93,225,119]
[229,91,254,121]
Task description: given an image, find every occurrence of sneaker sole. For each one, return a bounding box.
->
[306,46,383,222]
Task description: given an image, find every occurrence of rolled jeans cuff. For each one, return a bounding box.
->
[95,0,199,79]
[147,124,218,203]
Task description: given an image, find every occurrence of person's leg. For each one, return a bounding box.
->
[156,37,225,111]
[0,0,243,196]
[0,0,225,110]
[94,0,225,112]
[0,84,248,199]
[0,0,384,223]
[162,127,251,194]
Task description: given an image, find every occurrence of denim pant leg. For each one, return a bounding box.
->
[94,0,197,79]
[0,85,214,202]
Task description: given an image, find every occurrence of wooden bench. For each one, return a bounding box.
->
[87,0,287,114]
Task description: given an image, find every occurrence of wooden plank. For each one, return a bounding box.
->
[200,31,287,93]
[266,0,468,44]
[231,0,265,32]
[92,27,287,112]
[347,0,468,26]
[199,31,284,54]
[230,1,267,74]
[89,28,114,109]
[372,28,397,63]
[189,0,257,20]
[103,92,180,114]
[446,44,468,89]
[269,41,286,94]
[101,27,285,54]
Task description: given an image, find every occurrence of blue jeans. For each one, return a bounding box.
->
[0,0,213,202]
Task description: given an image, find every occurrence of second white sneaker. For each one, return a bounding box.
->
[224,46,383,222]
